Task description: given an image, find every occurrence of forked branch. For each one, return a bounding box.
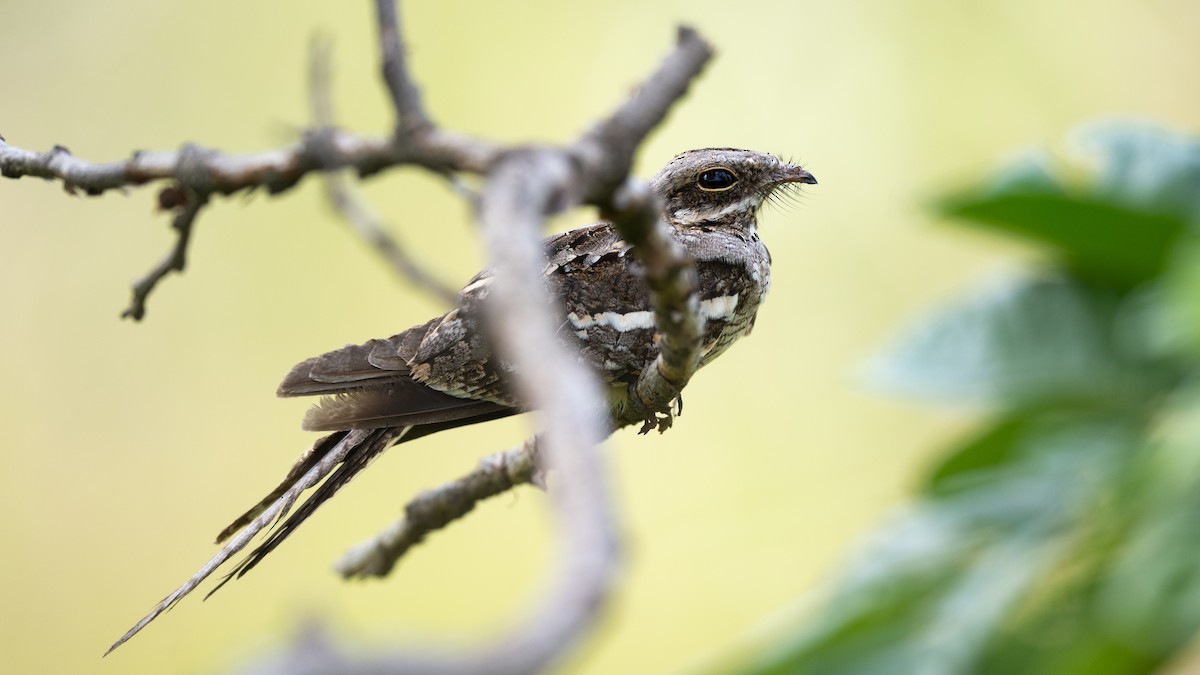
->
[2,1,714,673]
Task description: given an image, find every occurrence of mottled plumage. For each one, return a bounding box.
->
[108,148,815,654]
[225,146,815,564]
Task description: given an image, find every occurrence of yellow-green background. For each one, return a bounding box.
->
[2,1,1197,674]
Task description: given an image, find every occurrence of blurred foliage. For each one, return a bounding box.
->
[717,120,1200,675]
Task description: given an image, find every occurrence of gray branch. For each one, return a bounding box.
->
[336,440,542,579]
[309,35,459,306]
[0,128,490,196]
[0,23,493,320]
[5,0,714,672]
[320,21,714,615]
[122,187,208,320]
[374,0,431,132]
[606,181,703,432]
[0,128,488,319]
[252,11,712,674]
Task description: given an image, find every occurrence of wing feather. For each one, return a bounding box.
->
[302,383,511,431]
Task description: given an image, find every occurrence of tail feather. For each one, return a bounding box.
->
[215,432,343,544]
[205,426,403,597]
[109,399,518,654]
[105,428,387,656]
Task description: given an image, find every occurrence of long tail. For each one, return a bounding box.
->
[205,426,404,595]
[105,426,401,656]
[212,408,515,545]
[107,406,517,655]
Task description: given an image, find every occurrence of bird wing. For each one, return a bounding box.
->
[277,310,514,432]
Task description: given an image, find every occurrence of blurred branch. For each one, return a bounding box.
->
[0,0,718,671]
[0,127,485,319]
[605,180,702,432]
[337,439,542,579]
[121,186,208,320]
[0,30,495,320]
[0,125,487,196]
[320,171,461,305]
[572,26,716,204]
[244,6,711,673]
[6,0,715,669]
[374,0,430,132]
[309,36,459,306]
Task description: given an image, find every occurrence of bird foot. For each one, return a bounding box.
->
[628,385,684,435]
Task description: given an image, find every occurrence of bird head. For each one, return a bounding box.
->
[650,148,817,228]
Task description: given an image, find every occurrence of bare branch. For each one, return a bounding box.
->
[308,34,338,131]
[572,26,715,205]
[120,187,209,320]
[0,31,497,319]
[8,0,717,669]
[336,439,541,579]
[0,132,352,196]
[244,6,714,673]
[0,129,497,198]
[468,149,620,674]
[320,173,461,305]
[563,26,713,429]
[374,0,431,131]
[309,35,459,306]
[605,181,703,431]
[326,16,718,591]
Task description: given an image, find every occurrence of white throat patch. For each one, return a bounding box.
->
[672,194,762,226]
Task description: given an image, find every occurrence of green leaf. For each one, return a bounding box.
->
[703,121,1200,675]
[1093,386,1200,652]
[942,189,1183,288]
[715,417,1141,675]
[1074,121,1200,226]
[1158,236,1200,358]
[940,121,1200,288]
[868,276,1140,409]
[923,415,1030,497]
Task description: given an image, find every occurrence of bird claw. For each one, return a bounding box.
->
[638,414,670,435]
[628,385,683,435]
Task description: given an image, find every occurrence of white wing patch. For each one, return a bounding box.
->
[568,294,739,336]
[699,293,740,321]
[459,276,493,296]
[568,310,656,332]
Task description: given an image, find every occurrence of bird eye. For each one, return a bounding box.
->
[697,167,738,191]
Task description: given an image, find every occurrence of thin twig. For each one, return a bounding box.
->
[468,149,619,675]
[333,21,716,594]
[121,187,208,321]
[0,50,497,320]
[605,181,703,431]
[0,132,381,196]
[337,439,541,579]
[321,174,460,305]
[8,0,717,669]
[244,8,714,675]
[308,35,337,130]
[0,123,496,199]
[572,26,715,205]
[309,35,459,306]
[374,0,430,131]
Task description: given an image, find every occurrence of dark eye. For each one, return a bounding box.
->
[697,167,738,191]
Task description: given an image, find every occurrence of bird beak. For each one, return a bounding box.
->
[777,166,818,185]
